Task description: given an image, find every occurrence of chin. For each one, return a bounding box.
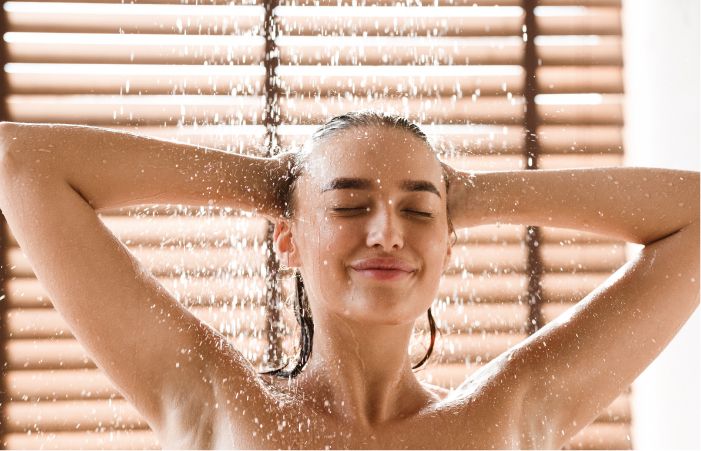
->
[340,298,424,326]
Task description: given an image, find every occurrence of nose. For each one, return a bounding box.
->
[365,203,404,251]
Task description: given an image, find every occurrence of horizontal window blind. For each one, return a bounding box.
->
[0,0,631,449]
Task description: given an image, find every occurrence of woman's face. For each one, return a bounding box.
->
[277,126,452,326]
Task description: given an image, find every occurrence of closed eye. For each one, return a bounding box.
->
[407,210,434,218]
[331,208,434,218]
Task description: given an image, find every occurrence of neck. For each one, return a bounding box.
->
[288,309,431,428]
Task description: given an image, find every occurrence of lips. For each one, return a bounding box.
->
[350,257,417,273]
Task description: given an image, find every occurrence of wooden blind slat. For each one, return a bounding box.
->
[566,423,632,450]
[9,0,259,4]
[539,153,623,169]
[6,94,625,126]
[4,399,150,432]
[6,33,265,65]
[4,430,160,450]
[539,105,623,124]
[7,369,116,400]
[5,334,278,370]
[280,96,525,125]
[6,63,266,95]
[538,66,624,93]
[2,214,268,248]
[537,35,622,66]
[6,305,275,339]
[0,33,608,68]
[0,0,609,6]
[279,126,527,154]
[6,3,265,34]
[539,0,620,5]
[276,65,524,96]
[537,7,622,36]
[275,6,524,37]
[539,125,623,154]
[279,1,621,6]
[278,36,524,66]
[5,94,266,125]
[6,246,268,278]
[6,276,269,310]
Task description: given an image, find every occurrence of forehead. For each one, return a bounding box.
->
[304,126,443,189]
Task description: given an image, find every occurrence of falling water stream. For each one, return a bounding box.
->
[128,0,520,445]
[0,0,631,448]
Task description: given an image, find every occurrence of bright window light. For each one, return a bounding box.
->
[276,6,523,18]
[277,65,522,77]
[4,2,264,17]
[5,63,265,76]
[535,93,604,105]
[534,35,602,46]
[276,35,523,48]
[4,32,264,47]
[534,6,589,17]
[8,94,264,105]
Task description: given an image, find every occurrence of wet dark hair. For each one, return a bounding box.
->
[260,110,457,379]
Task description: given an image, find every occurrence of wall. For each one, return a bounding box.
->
[622,0,700,449]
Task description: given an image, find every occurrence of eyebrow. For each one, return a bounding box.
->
[321,177,441,199]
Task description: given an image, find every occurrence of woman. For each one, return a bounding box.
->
[0,111,698,449]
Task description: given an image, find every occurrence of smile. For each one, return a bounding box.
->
[351,268,415,281]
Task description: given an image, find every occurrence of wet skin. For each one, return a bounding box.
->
[170,346,531,449]
[157,126,534,449]
[2,121,697,450]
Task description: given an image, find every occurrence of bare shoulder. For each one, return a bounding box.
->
[434,353,536,449]
[157,336,298,449]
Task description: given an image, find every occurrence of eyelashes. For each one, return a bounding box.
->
[331,207,434,218]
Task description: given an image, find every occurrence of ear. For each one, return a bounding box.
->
[442,239,452,275]
[273,220,301,267]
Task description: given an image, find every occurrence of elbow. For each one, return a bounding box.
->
[692,172,700,221]
[0,120,18,146]
[0,122,21,167]
[0,121,18,137]
[684,170,700,219]
[0,122,41,175]
[0,121,13,163]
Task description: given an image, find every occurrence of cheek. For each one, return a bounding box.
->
[317,220,355,269]
[417,225,451,270]
[302,219,358,310]
[300,215,353,275]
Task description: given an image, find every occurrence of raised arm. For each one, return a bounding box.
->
[0,121,287,218]
[442,163,699,448]
[0,121,286,446]
[443,164,698,244]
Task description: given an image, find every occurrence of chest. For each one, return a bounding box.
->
[158,371,529,449]
[205,401,524,450]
